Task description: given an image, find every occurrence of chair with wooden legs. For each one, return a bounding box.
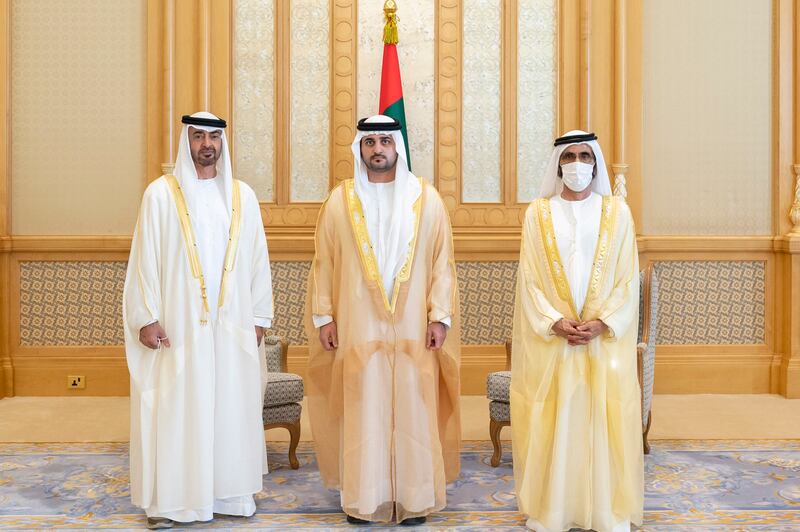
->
[262,336,303,469]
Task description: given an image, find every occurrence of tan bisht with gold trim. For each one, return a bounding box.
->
[512,130,642,532]
[305,170,460,522]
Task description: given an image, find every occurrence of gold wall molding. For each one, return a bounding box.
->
[0,0,9,238]
[638,236,777,254]
[611,164,628,198]
[774,0,800,397]
[0,233,789,257]
[501,0,517,205]
[274,0,291,204]
[330,0,357,187]
[1,0,10,397]
[774,0,795,238]
[790,164,800,233]
[435,0,462,211]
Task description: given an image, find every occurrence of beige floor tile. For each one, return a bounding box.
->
[1,394,798,443]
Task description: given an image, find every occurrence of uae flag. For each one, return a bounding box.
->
[379,3,411,169]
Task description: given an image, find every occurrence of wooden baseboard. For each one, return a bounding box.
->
[653,344,777,394]
[780,357,800,398]
[4,344,784,397]
[12,353,128,396]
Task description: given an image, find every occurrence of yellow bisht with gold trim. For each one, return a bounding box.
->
[511,130,642,532]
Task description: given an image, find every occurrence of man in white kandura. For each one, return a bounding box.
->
[123,112,274,529]
[511,131,643,532]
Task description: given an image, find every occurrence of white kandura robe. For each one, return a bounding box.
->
[549,192,602,317]
[123,175,274,522]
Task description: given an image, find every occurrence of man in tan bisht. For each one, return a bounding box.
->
[305,115,461,526]
[511,131,642,532]
[123,112,274,529]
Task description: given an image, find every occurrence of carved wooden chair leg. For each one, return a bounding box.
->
[489,419,505,467]
[642,411,652,455]
[287,420,301,469]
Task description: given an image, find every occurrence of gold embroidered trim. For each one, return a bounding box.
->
[537,195,616,320]
[537,198,578,318]
[165,175,242,324]
[218,179,242,308]
[584,196,616,313]
[344,178,423,314]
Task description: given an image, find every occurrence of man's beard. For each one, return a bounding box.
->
[364,154,397,172]
[192,148,219,167]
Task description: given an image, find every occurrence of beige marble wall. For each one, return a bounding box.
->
[517,0,557,203]
[10,0,145,235]
[462,0,502,203]
[290,0,331,202]
[642,0,772,235]
[233,0,275,202]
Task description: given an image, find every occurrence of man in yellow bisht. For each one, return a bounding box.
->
[305,115,461,526]
[511,131,643,532]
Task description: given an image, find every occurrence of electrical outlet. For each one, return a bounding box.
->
[67,375,85,389]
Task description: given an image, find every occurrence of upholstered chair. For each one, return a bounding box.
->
[486,344,511,466]
[262,335,303,469]
[637,262,658,453]
[486,263,659,466]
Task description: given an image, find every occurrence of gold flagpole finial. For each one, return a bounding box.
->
[383,0,398,44]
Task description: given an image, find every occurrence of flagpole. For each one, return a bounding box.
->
[379,0,412,169]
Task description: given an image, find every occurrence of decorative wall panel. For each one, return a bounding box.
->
[13,258,770,350]
[654,260,766,345]
[268,261,311,346]
[462,0,502,203]
[290,0,330,202]
[357,0,435,180]
[517,0,557,203]
[19,262,127,346]
[266,260,519,346]
[642,0,772,235]
[233,0,275,202]
[457,261,517,345]
[10,0,145,235]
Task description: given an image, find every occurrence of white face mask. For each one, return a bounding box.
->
[560,162,594,192]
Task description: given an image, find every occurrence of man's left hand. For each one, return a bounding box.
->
[426,322,447,350]
[255,326,266,347]
[573,320,607,345]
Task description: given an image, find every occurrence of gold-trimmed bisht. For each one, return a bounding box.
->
[165,175,242,325]
[344,177,422,314]
[537,195,616,320]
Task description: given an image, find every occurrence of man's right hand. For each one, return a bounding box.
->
[139,322,170,350]
[319,321,338,351]
[552,318,591,346]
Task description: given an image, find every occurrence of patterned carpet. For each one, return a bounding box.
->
[1,440,799,531]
